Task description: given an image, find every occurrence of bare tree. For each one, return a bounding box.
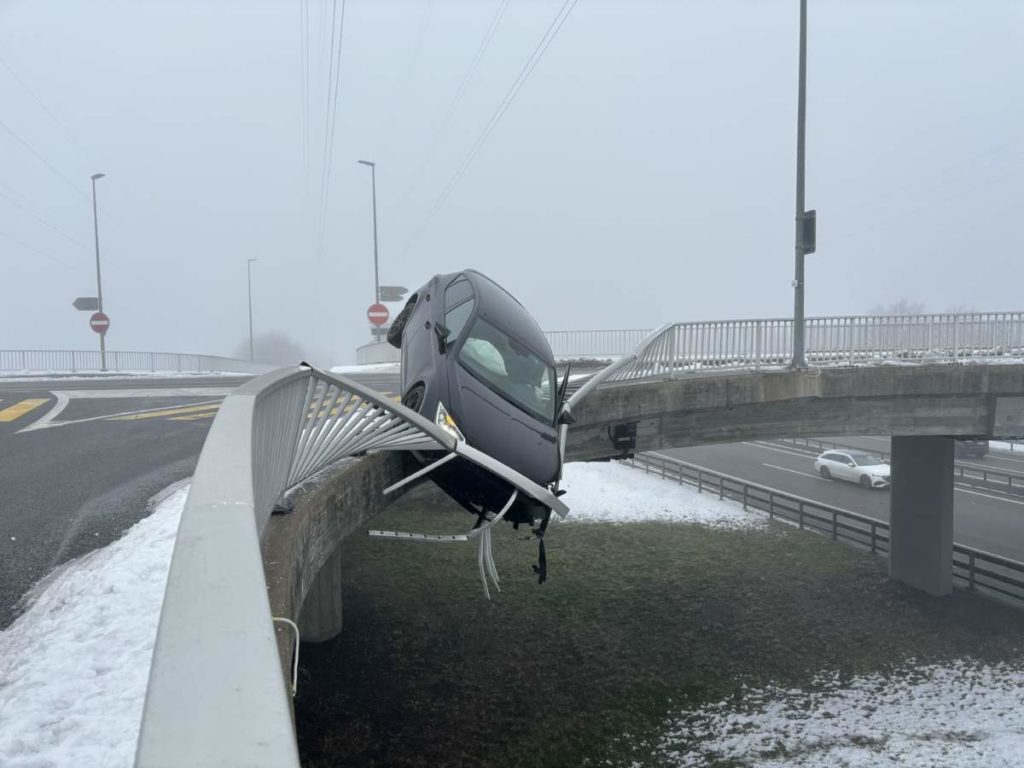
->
[868,299,927,316]
[233,332,308,365]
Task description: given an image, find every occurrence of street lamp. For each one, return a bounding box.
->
[357,159,380,340]
[791,0,811,369]
[90,173,107,371]
[247,258,257,362]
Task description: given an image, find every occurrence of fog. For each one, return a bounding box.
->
[1,0,1020,365]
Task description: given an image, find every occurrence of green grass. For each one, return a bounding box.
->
[295,482,1024,768]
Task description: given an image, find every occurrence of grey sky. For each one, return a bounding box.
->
[1,0,1021,364]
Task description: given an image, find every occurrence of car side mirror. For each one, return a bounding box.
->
[434,322,450,354]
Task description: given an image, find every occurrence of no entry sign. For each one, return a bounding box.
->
[367,303,389,326]
[90,311,110,334]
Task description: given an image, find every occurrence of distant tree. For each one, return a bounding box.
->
[233,332,308,365]
[868,299,927,316]
[943,303,975,314]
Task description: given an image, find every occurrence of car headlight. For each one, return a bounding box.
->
[435,401,465,442]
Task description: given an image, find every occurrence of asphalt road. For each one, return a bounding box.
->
[0,370,401,629]
[659,439,1024,562]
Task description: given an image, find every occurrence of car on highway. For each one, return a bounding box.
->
[814,449,891,489]
[954,439,989,459]
[388,269,571,528]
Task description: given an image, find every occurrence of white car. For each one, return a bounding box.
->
[814,450,891,489]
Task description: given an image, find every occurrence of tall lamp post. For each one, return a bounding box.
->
[357,159,380,340]
[247,258,257,362]
[792,0,808,369]
[90,173,107,371]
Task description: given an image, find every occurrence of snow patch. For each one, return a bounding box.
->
[0,485,189,768]
[558,461,765,529]
[330,362,401,375]
[648,659,1024,767]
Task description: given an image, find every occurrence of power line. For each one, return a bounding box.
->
[298,0,310,199]
[0,118,90,204]
[0,53,89,153]
[410,0,581,250]
[0,229,78,270]
[399,0,512,210]
[314,0,347,260]
[0,185,91,253]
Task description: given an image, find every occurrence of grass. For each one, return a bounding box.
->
[295,479,1024,768]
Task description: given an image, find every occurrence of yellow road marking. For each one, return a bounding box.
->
[108,403,222,422]
[169,412,218,422]
[0,398,49,422]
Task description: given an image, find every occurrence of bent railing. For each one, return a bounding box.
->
[136,365,566,767]
[0,349,273,374]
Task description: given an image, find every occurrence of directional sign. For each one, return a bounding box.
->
[367,303,389,326]
[90,311,110,334]
[378,285,408,302]
[73,296,99,311]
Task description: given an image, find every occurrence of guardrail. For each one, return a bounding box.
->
[0,349,272,374]
[773,436,1024,493]
[626,452,1024,607]
[547,311,1024,376]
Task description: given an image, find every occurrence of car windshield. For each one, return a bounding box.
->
[850,452,886,467]
[458,316,555,422]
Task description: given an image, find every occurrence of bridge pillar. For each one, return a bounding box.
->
[298,548,344,643]
[888,436,953,596]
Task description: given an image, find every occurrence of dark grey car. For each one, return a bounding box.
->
[388,269,569,526]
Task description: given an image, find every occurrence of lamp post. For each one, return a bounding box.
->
[90,173,107,371]
[357,159,380,340]
[247,258,257,362]
[791,0,809,369]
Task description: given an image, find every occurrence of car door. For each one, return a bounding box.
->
[835,453,856,481]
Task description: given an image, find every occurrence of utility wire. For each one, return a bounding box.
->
[400,0,512,209]
[298,0,310,199]
[0,229,78,270]
[0,118,90,204]
[0,186,91,253]
[409,0,580,250]
[314,0,347,260]
[0,54,89,153]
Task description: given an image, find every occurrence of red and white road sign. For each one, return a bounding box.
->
[89,311,110,334]
[367,303,389,326]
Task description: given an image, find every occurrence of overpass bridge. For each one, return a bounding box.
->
[131,310,1024,766]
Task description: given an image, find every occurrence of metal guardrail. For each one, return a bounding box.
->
[626,452,1024,607]
[545,311,1024,373]
[136,365,567,766]
[773,437,1024,493]
[0,349,272,374]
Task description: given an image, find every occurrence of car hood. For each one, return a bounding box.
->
[859,464,890,475]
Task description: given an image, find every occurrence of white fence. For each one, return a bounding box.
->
[0,349,272,374]
[548,312,1024,374]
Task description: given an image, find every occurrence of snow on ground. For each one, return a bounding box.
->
[558,461,765,529]
[0,484,188,768]
[329,362,401,375]
[991,440,1023,453]
[648,659,1024,768]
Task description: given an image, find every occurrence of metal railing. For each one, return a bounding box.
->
[0,349,273,374]
[546,311,1024,374]
[626,452,1024,607]
[772,437,1024,494]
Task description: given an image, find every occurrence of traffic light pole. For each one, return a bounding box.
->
[791,0,808,370]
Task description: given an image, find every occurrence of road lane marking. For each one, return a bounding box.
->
[762,462,828,481]
[954,486,1024,506]
[19,398,225,430]
[169,412,218,422]
[743,441,817,459]
[0,398,49,422]
[107,403,222,421]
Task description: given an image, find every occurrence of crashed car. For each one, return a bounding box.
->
[388,269,571,536]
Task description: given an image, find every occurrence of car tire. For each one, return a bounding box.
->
[859,474,872,489]
[819,466,831,480]
[402,384,425,413]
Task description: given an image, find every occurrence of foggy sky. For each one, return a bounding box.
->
[1,0,1021,365]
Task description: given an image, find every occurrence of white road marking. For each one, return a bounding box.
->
[954,486,1024,506]
[18,391,69,433]
[743,441,815,459]
[18,397,225,432]
[762,462,827,481]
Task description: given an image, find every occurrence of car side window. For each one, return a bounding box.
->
[444,277,475,341]
[822,453,838,462]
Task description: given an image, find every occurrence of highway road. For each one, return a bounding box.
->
[659,439,1024,562]
[0,370,400,629]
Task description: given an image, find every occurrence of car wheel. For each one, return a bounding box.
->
[402,384,425,413]
[818,466,831,480]
[859,474,872,489]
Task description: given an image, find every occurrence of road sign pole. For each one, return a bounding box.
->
[91,173,107,371]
